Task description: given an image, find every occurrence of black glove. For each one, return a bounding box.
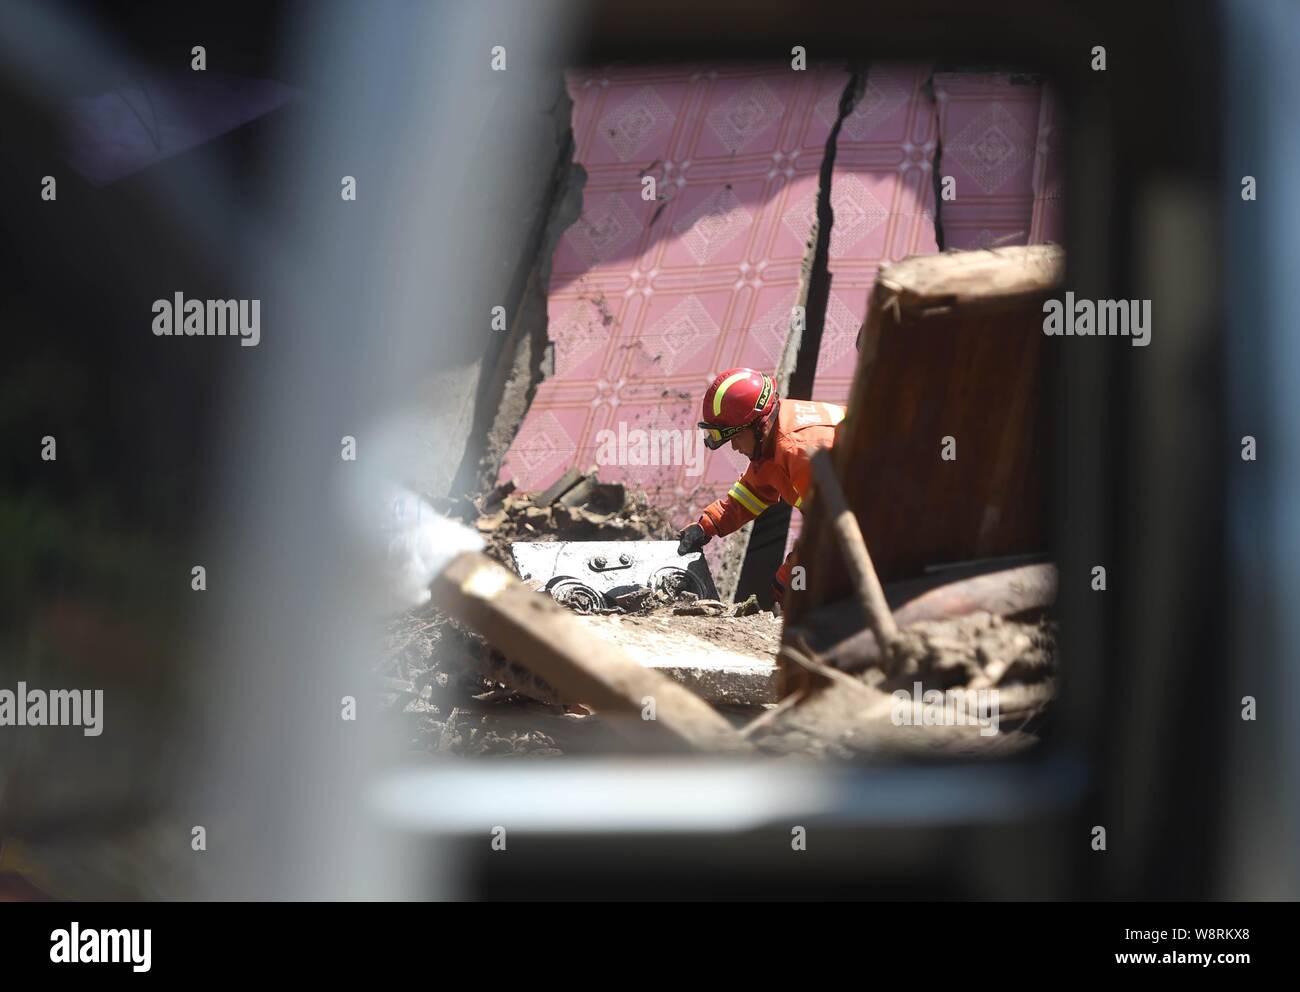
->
[676,523,709,556]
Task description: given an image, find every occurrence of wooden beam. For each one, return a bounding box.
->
[431,551,750,753]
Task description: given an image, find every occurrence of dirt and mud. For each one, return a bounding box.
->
[377,475,1058,760]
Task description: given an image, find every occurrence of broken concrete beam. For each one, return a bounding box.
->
[533,468,584,507]
[652,660,778,706]
[574,613,781,706]
[430,551,749,752]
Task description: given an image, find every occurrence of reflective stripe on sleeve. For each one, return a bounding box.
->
[728,481,769,515]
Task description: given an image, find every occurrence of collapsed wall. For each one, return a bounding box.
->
[482,63,1065,600]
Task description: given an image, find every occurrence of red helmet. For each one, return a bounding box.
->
[699,368,777,449]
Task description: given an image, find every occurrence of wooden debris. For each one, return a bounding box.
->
[672,599,728,617]
[809,449,902,674]
[789,564,1058,674]
[431,551,750,753]
[739,688,810,739]
[611,587,654,612]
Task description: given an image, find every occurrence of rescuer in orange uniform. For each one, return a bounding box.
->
[676,367,845,606]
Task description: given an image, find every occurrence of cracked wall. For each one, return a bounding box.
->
[494,61,1064,599]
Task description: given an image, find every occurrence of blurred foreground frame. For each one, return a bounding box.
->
[2,0,1289,901]
[379,0,1259,901]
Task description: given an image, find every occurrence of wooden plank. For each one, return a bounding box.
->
[431,551,750,753]
[809,450,900,672]
[789,564,1058,673]
[786,245,1061,628]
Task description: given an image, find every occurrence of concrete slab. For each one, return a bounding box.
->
[574,613,781,706]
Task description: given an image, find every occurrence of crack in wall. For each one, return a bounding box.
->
[924,71,947,251]
[468,65,951,607]
[732,65,867,606]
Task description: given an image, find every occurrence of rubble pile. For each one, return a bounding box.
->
[377,471,758,757]
[880,611,1056,694]
[467,471,677,567]
[751,612,1057,760]
[378,468,1059,762]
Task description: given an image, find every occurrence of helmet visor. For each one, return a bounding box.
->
[698,420,749,450]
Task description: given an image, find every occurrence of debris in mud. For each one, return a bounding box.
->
[750,612,1058,760]
[672,599,728,617]
[377,470,1059,762]
[881,611,1056,694]
[473,471,676,566]
[377,471,751,756]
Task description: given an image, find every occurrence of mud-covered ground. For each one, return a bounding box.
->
[376,476,1057,761]
[376,475,701,757]
[750,611,1056,760]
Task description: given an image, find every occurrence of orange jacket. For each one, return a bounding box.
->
[698,398,845,538]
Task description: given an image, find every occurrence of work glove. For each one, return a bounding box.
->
[676,523,709,556]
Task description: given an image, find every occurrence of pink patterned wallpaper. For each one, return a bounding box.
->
[932,72,1065,251]
[499,63,1064,554]
[500,62,848,523]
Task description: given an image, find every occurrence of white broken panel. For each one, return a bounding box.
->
[511,540,719,609]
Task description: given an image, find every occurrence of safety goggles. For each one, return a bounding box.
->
[698,420,751,450]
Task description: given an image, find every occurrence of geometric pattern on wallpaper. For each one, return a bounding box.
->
[814,289,863,380]
[637,294,720,375]
[947,101,1035,194]
[748,294,801,368]
[499,61,853,531]
[549,297,614,375]
[507,408,577,482]
[564,192,643,267]
[826,172,893,256]
[932,73,1064,252]
[599,85,676,162]
[706,77,786,153]
[673,185,754,264]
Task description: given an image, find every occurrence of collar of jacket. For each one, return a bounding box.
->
[752,398,781,461]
